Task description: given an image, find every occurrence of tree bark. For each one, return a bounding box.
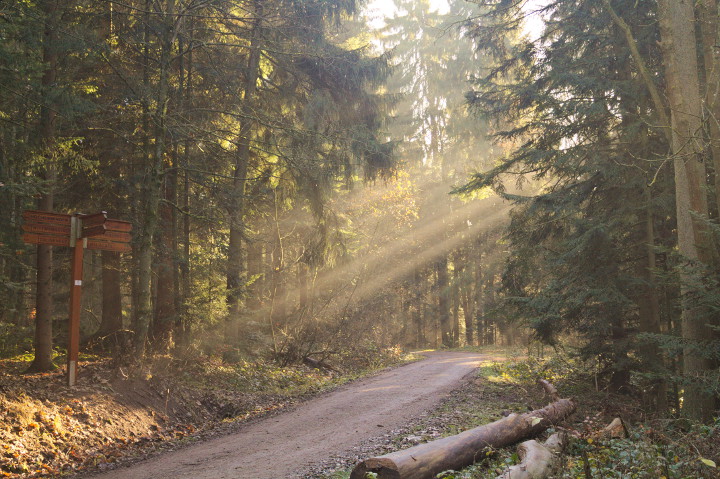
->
[99,251,123,336]
[697,0,720,216]
[134,0,176,357]
[152,162,177,351]
[350,398,575,479]
[474,250,485,345]
[27,0,59,373]
[658,0,716,421]
[451,253,462,346]
[462,268,474,346]
[269,194,285,349]
[636,186,668,412]
[436,256,451,347]
[495,433,567,479]
[603,0,671,143]
[226,1,262,338]
[484,265,496,345]
[177,19,194,349]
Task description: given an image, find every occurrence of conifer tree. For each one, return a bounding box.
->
[460,0,675,392]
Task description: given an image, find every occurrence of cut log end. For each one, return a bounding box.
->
[538,379,560,402]
[495,432,568,479]
[349,457,400,479]
[600,417,627,439]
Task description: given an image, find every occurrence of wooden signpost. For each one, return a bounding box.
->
[22,210,132,386]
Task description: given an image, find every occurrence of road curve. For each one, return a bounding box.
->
[89,351,486,479]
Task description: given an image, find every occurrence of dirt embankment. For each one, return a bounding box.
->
[0,359,296,478]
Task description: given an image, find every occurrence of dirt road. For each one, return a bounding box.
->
[90,351,486,479]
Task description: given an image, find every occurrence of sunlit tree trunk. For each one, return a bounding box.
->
[246,239,262,310]
[483,265,495,345]
[176,18,194,349]
[135,0,175,357]
[436,256,451,347]
[413,267,425,347]
[457,250,475,346]
[298,262,309,311]
[269,197,284,353]
[658,0,716,421]
[451,253,462,346]
[474,252,484,345]
[27,0,59,373]
[226,1,262,343]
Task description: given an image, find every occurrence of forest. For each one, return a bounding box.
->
[1,0,720,477]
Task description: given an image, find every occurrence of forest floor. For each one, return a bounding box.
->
[316,349,720,479]
[0,348,511,478]
[3,348,719,479]
[0,347,426,478]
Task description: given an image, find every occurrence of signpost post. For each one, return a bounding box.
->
[22,210,132,386]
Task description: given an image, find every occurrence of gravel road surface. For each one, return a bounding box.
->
[90,351,486,479]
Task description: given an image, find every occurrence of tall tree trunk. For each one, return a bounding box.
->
[27,0,59,373]
[436,256,451,347]
[462,255,474,346]
[609,312,630,393]
[658,0,716,421]
[483,265,496,345]
[636,188,667,411]
[269,194,284,353]
[134,0,175,357]
[98,251,123,337]
[414,267,425,347]
[474,252,484,345]
[298,261,309,311]
[226,1,262,344]
[247,239,263,310]
[451,254,462,347]
[698,0,720,216]
[152,163,177,351]
[176,18,194,349]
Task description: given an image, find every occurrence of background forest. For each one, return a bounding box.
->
[2,0,720,433]
[0,0,510,382]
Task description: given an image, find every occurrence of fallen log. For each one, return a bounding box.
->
[538,379,560,402]
[303,356,340,373]
[495,432,568,479]
[598,417,627,439]
[350,397,575,479]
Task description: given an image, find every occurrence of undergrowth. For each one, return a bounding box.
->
[173,345,417,397]
[336,349,720,479]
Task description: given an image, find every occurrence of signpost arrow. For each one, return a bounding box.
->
[98,230,132,242]
[86,238,132,253]
[105,219,132,232]
[22,210,71,226]
[79,211,107,228]
[22,223,71,236]
[22,233,71,247]
[81,224,107,238]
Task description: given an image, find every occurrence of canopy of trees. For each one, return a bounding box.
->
[1,0,718,423]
